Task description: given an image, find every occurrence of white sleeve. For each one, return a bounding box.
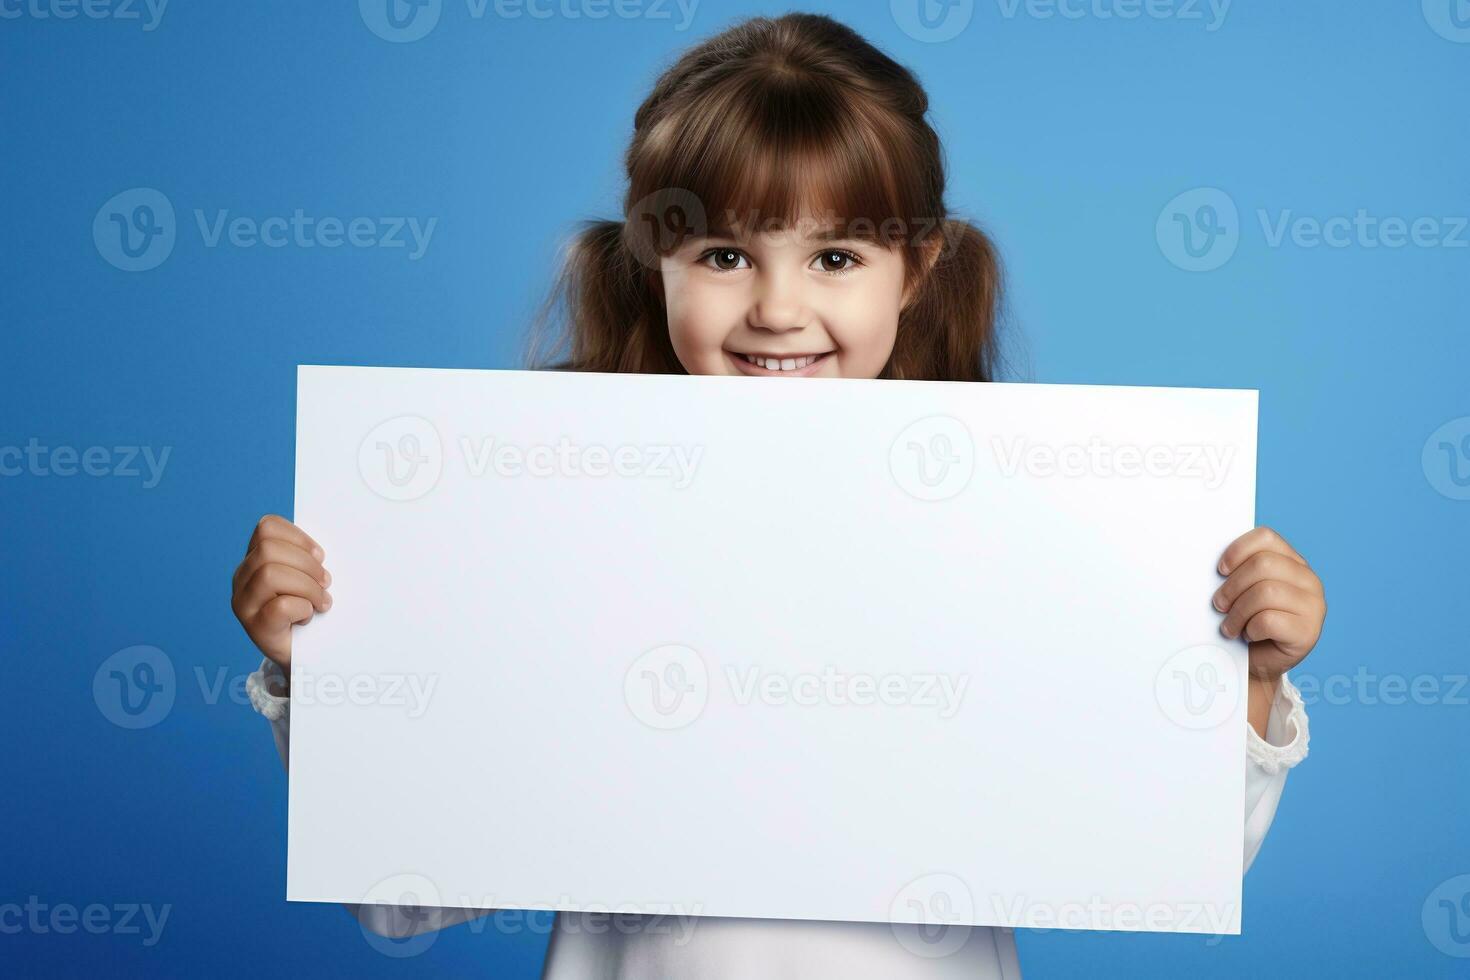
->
[1242,673,1310,873]
[246,659,493,938]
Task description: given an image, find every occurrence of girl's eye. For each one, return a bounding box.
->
[700,248,749,273]
[813,249,861,275]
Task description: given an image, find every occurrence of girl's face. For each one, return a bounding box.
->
[659,214,916,380]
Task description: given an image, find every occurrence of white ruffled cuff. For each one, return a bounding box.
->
[246,658,290,723]
[1245,672,1309,775]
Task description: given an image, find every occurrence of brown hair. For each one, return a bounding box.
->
[528,12,1004,382]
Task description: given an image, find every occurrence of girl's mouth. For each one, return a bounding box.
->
[729,350,834,377]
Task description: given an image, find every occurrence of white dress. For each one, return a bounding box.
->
[248,660,1309,979]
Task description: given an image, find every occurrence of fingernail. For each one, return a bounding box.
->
[313,546,325,561]
[1217,558,1229,575]
[1219,622,1233,638]
[322,593,333,610]
[1212,592,1227,612]
[323,569,333,587]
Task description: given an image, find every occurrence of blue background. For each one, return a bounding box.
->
[3,0,1467,975]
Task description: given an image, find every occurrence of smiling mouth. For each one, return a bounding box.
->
[730,351,834,374]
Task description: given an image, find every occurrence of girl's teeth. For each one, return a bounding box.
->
[744,354,819,371]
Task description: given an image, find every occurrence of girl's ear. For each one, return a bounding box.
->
[901,234,946,310]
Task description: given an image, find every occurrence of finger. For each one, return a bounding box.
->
[238,563,331,621]
[1213,552,1321,611]
[255,594,317,635]
[1242,608,1318,653]
[234,537,331,592]
[1220,581,1317,640]
[1217,525,1306,576]
[249,514,324,561]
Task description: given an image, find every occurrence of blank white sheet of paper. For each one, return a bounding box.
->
[287,364,1256,935]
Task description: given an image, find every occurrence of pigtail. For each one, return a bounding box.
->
[888,218,1004,383]
[526,219,683,375]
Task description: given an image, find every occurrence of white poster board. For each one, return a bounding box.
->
[288,365,1255,935]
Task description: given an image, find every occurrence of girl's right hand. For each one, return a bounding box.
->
[231,515,332,677]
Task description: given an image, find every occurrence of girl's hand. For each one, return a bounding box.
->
[231,515,332,678]
[1213,526,1326,680]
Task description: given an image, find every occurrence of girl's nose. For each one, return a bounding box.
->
[748,271,811,333]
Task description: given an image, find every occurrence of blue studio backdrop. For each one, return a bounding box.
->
[3,1,1467,976]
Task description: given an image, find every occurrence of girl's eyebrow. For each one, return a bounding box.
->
[698,224,866,245]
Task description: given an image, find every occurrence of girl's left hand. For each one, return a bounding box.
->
[1213,526,1327,679]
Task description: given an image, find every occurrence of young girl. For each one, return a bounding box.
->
[232,13,1322,977]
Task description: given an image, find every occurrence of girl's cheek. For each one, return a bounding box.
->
[826,300,898,378]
